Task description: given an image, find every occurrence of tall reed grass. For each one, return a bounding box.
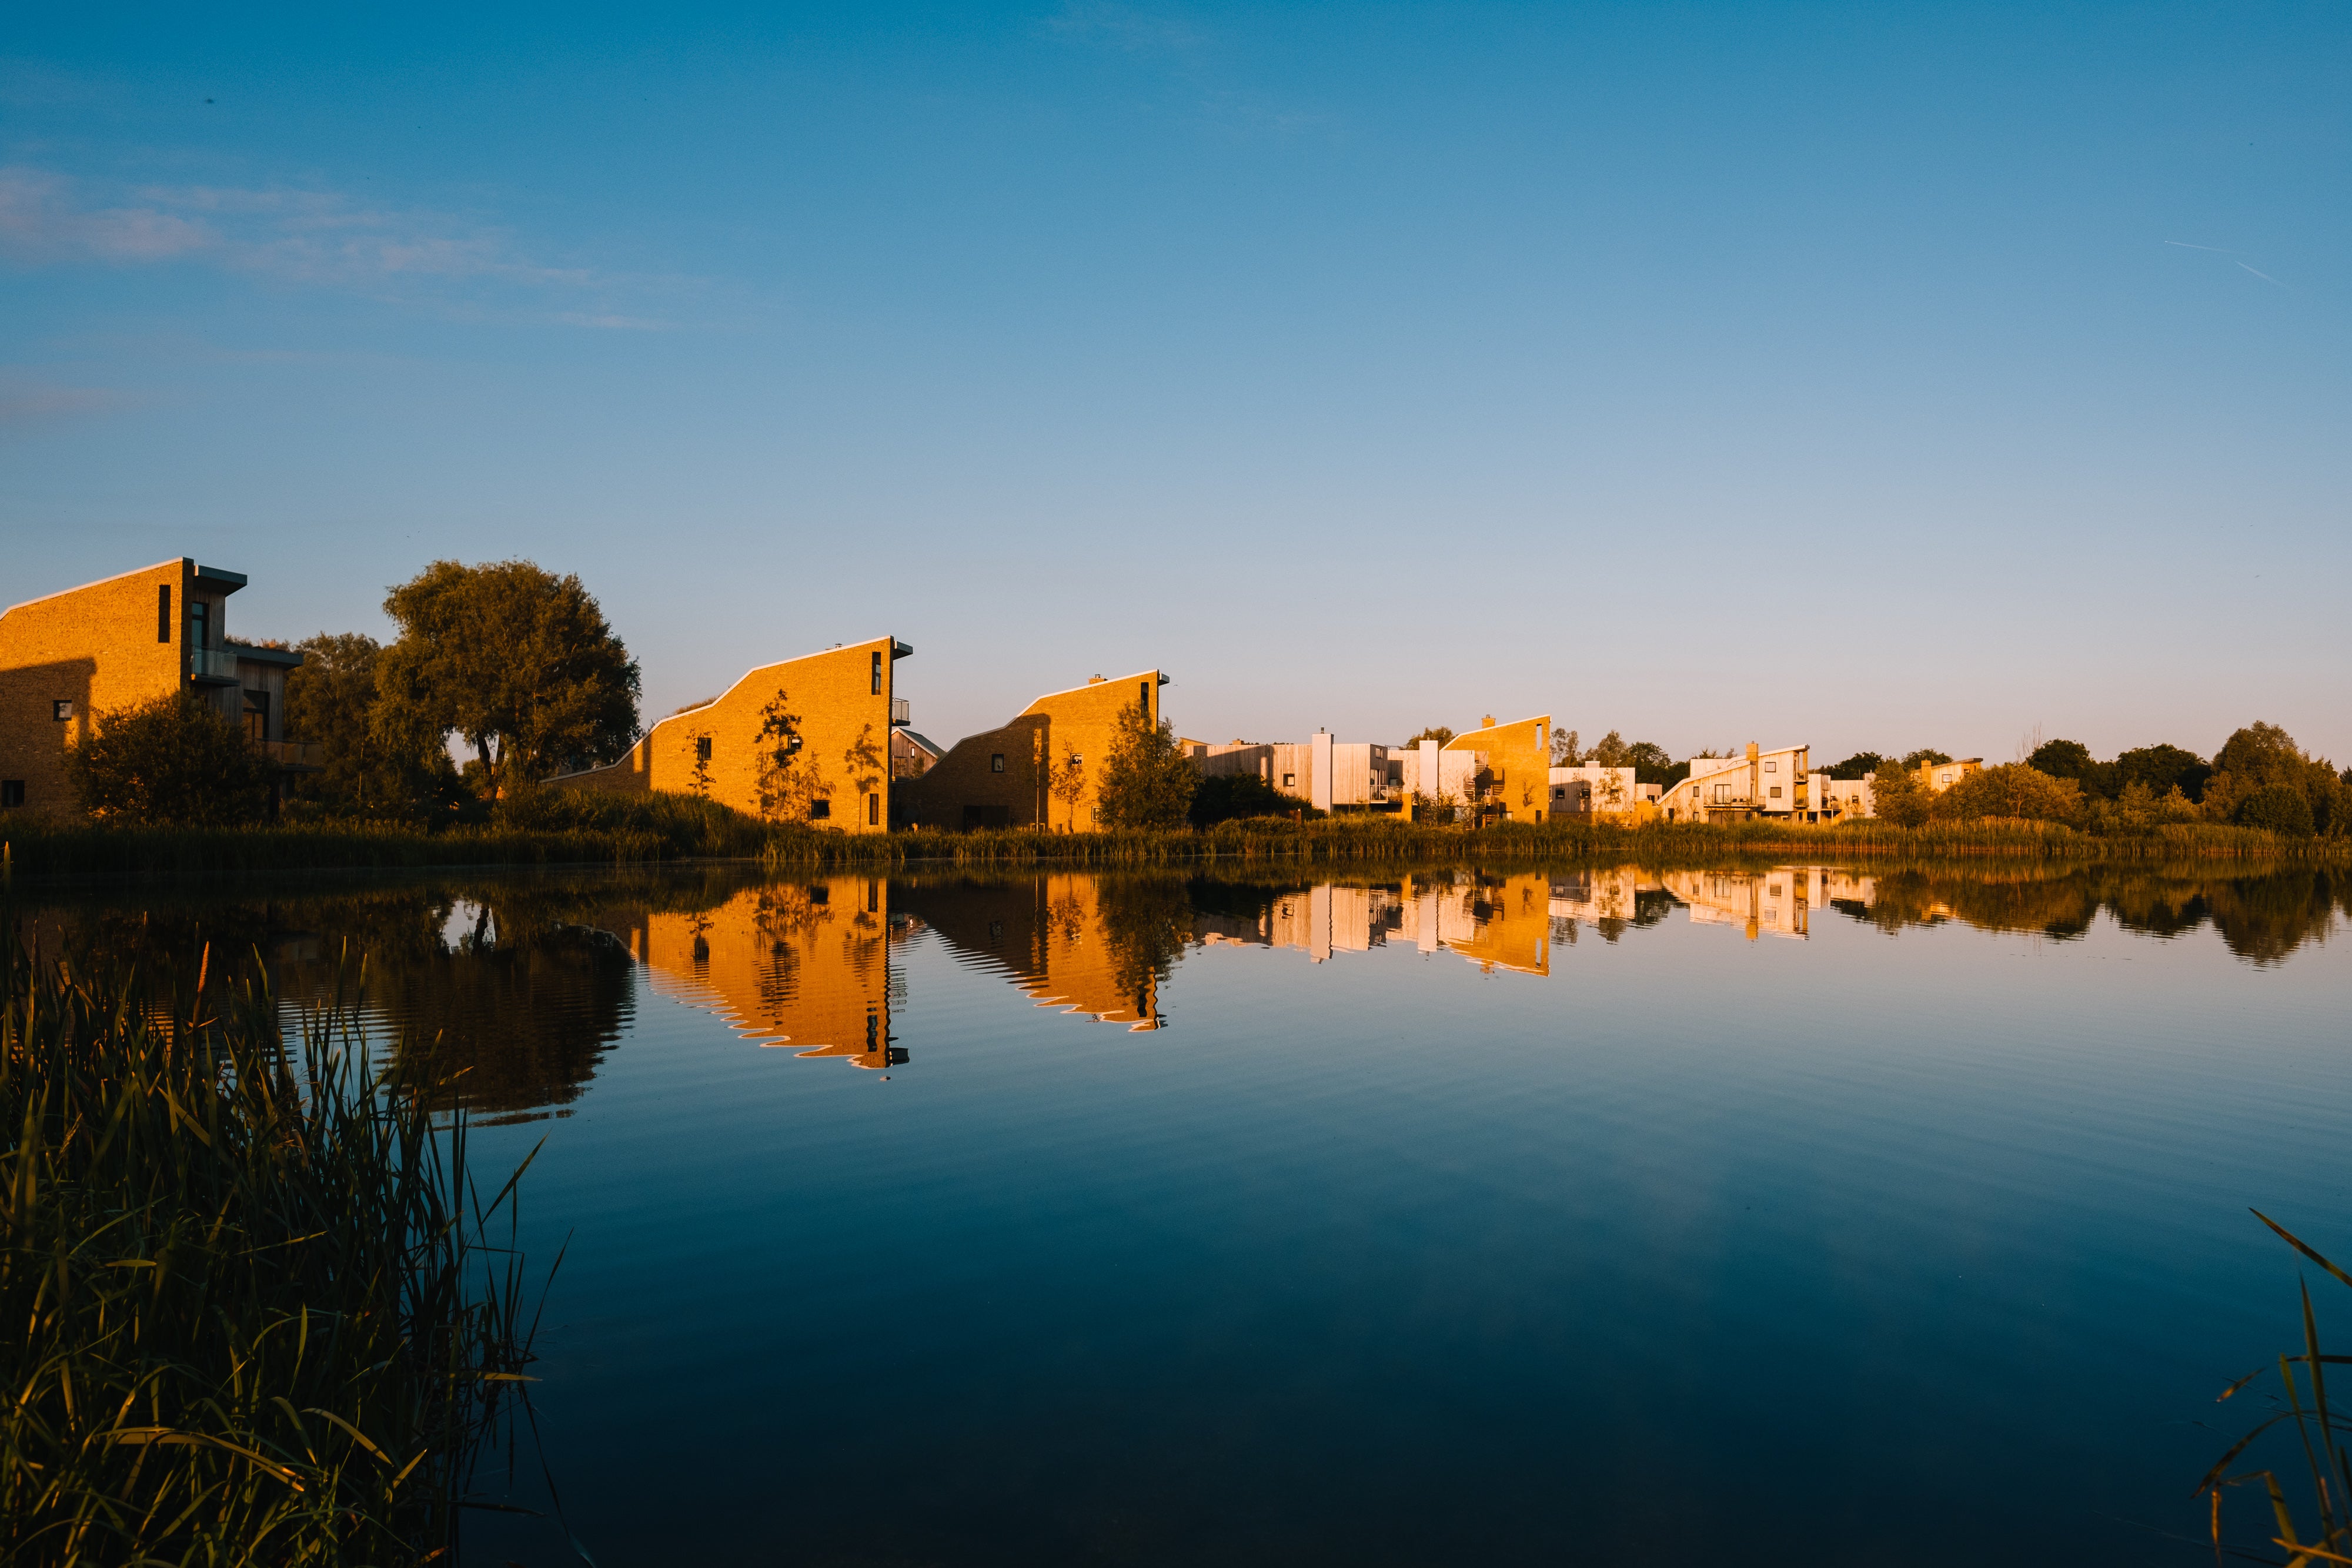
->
[5,796,2339,880]
[2201,1214,2352,1566]
[1,938,540,1563]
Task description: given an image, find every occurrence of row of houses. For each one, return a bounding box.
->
[0,556,1982,828]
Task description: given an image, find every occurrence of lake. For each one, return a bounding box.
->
[16,861,2348,1564]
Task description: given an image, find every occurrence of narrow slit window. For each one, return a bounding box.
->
[696,735,712,763]
[871,651,883,695]
[158,584,172,642]
[990,753,1005,773]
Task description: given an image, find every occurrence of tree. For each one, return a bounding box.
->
[1589,730,1631,768]
[2026,738,2095,780]
[754,689,817,821]
[1900,748,1953,770]
[66,691,274,825]
[1825,752,1884,781]
[1551,728,1581,766]
[375,560,640,800]
[1045,750,1087,832]
[1869,758,1930,828]
[1623,741,1679,787]
[2112,743,2210,804]
[1406,726,1454,749]
[2204,722,2346,837]
[1928,763,2081,823]
[1096,699,1196,830]
[282,631,459,818]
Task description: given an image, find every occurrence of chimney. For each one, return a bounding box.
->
[1746,742,1759,760]
[1482,714,1495,730]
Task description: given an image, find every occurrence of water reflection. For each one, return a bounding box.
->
[5,861,2341,1115]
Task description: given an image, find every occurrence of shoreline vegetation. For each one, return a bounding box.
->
[0,941,540,1562]
[3,788,2347,881]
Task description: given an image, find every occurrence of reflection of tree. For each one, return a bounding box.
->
[1094,875,1197,1024]
[1832,866,2344,964]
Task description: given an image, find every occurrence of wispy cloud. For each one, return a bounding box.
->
[0,373,129,426]
[0,165,661,322]
[2164,239,2284,286]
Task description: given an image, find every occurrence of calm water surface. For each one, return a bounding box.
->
[19,862,2350,1564]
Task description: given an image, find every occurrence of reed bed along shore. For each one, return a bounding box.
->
[1,941,539,1564]
[3,798,2341,880]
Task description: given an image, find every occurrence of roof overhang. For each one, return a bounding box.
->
[192,564,248,594]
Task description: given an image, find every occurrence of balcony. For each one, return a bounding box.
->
[890,698,911,727]
[188,646,240,683]
[251,739,323,771]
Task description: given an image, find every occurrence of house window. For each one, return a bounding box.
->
[810,798,831,820]
[243,690,269,741]
[1939,771,1953,785]
[990,753,1005,773]
[1763,760,1776,773]
[871,651,883,696]
[1282,773,1295,788]
[1713,784,1730,803]
[187,599,208,652]
[696,735,713,763]
[1769,785,1782,798]
[158,584,172,642]
[1140,680,1150,716]
[1,781,23,808]
[867,792,878,825]
[52,700,74,721]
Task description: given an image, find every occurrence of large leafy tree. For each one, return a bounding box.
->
[376,560,640,800]
[1096,699,1196,830]
[282,631,459,818]
[66,692,274,825]
[1869,757,1931,827]
[2204,722,2346,836]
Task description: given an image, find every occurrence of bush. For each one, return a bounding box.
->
[1929,763,2082,824]
[65,691,274,826]
[2237,783,2317,837]
[1188,772,1295,827]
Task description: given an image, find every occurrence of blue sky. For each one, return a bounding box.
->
[5,4,2347,763]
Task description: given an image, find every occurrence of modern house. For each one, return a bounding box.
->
[1656,743,1813,823]
[551,636,911,833]
[0,557,309,821]
[1441,714,1554,823]
[1188,733,1403,812]
[1916,757,1984,793]
[896,670,1170,831]
[1546,764,1659,820]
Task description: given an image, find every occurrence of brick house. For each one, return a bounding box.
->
[0,558,309,821]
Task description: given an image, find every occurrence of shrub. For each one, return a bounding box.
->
[66,691,274,826]
[1189,772,1294,827]
[1095,700,1197,830]
[1868,762,1931,828]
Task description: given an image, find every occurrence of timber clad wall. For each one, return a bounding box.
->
[553,637,902,833]
[897,670,1164,832]
[0,559,191,823]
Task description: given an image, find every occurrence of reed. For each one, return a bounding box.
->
[4,802,2340,881]
[1,937,540,1563]
[2201,1214,2352,1566]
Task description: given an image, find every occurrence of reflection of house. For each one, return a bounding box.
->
[1187,734,1402,811]
[1391,871,1552,974]
[1548,868,1648,922]
[620,878,905,1068]
[1195,883,1399,962]
[0,557,310,821]
[1657,743,1812,823]
[1658,865,1879,940]
[897,670,1168,831]
[554,638,910,832]
[897,876,1163,1028]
